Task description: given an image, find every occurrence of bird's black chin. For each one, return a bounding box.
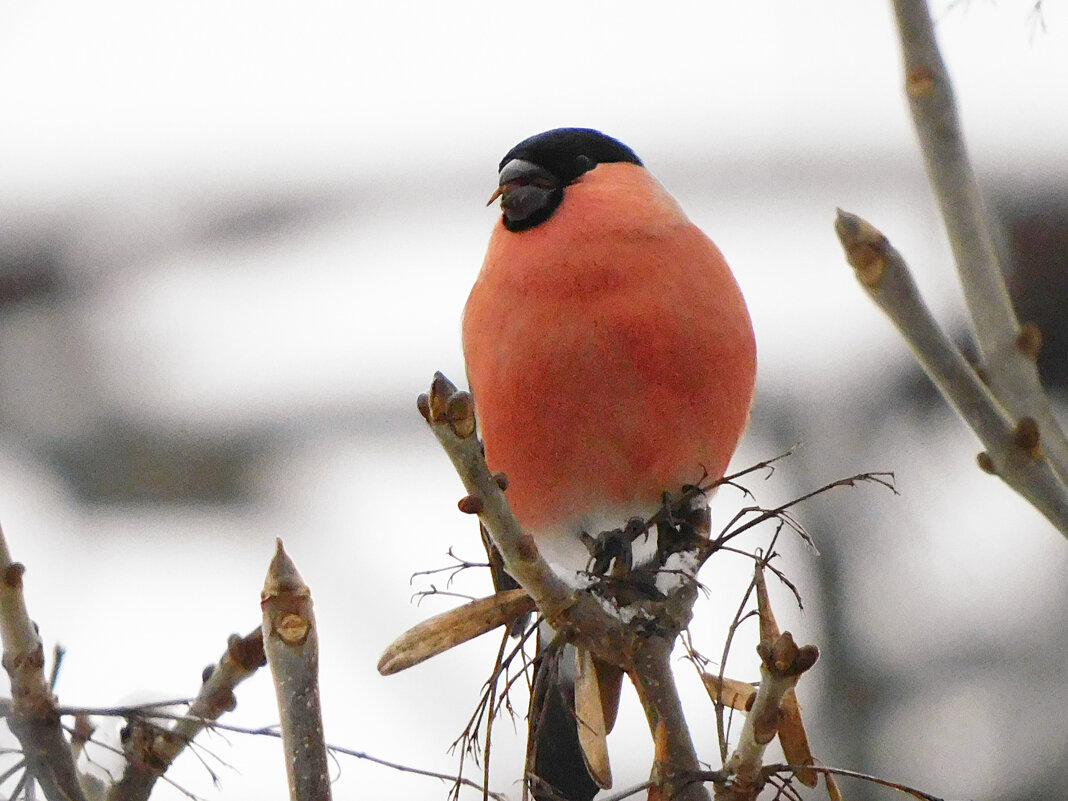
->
[501,184,563,231]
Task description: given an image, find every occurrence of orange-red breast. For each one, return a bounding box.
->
[462,128,757,801]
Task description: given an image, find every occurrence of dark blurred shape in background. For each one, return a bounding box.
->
[1000,190,1068,390]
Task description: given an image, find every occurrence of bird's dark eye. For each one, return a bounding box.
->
[574,154,595,175]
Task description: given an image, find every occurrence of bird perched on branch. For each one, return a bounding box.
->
[463,128,757,801]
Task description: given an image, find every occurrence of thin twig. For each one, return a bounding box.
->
[714,572,760,762]
[409,548,490,588]
[413,588,479,605]
[597,779,657,801]
[105,713,511,801]
[57,700,195,717]
[707,471,896,557]
[762,763,946,801]
[481,630,510,801]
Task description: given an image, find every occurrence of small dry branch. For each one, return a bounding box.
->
[262,540,331,801]
[107,628,266,801]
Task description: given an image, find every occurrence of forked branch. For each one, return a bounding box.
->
[835,0,1068,538]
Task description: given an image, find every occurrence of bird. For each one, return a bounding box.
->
[462,128,757,801]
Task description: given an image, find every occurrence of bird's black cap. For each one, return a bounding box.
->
[499,128,642,184]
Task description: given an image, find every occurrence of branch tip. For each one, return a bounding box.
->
[424,372,477,438]
[429,372,459,422]
[834,209,887,288]
[262,539,308,599]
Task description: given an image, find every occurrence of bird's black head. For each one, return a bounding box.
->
[491,128,643,232]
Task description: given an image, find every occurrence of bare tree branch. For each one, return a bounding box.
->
[418,374,574,621]
[0,523,88,801]
[95,711,512,801]
[628,635,708,801]
[836,210,1068,537]
[760,763,945,801]
[693,563,818,801]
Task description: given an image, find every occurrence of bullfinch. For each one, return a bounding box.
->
[462,128,757,801]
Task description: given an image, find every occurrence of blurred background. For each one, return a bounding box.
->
[1,1,1067,799]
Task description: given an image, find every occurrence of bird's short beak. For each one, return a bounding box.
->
[491,159,557,202]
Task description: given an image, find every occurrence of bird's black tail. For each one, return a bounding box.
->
[528,640,601,801]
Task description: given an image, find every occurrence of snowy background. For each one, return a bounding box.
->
[1,1,1067,799]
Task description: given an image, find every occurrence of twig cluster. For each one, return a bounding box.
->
[2,527,484,801]
[387,372,926,801]
[1,517,518,801]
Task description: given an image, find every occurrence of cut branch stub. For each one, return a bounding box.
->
[261,540,332,801]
